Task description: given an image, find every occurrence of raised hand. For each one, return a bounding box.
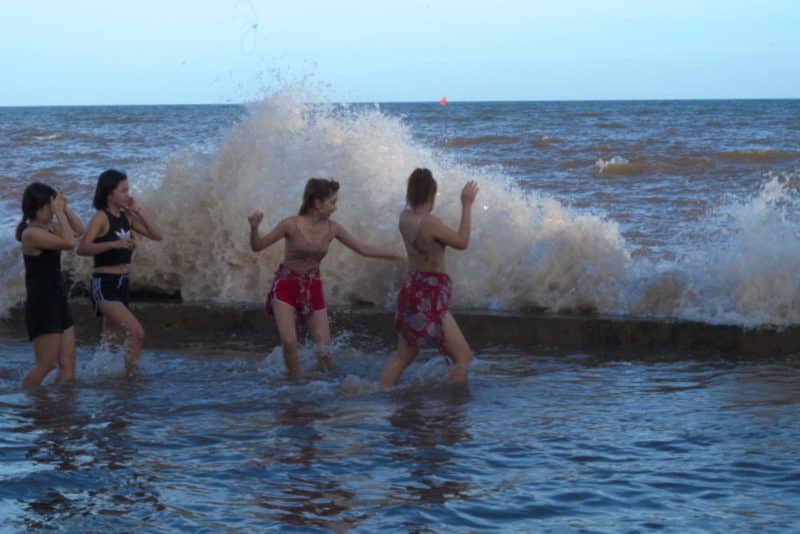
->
[461,181,479,206]
[51,191,66,213]
[124,197,143,220]
[59,189,69,207]
[248,210,264,228]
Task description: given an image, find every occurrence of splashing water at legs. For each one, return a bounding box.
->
[97,302,144,378]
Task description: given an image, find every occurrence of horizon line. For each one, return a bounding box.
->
[1,96,799,109]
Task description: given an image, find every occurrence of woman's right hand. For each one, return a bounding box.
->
[248,210,264,228]
[112,238,135,250]
[51,191,66,213]
[461,181,479,206]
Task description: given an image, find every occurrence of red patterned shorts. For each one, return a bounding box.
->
[394,271,452,354]
[265,265,326,325]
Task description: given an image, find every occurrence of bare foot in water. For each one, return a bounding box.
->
[316,353,333,374]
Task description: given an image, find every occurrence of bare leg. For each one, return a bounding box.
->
[21,333,61,389]
[273,300,301,380]
[97,302,144,378]
[102,319,125,352]
[306,309,333,373]
[379,335,420,388]
[55,326,76,384]
[442,312,472,385]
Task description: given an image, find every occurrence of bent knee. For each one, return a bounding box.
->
[127,324,145,343]
[451,349,472,367]
[58,350,76,368]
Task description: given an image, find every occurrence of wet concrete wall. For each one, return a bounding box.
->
[2,299,799,357]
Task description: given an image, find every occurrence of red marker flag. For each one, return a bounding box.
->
[439,96,447,106]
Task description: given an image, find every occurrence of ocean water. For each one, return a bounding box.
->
[2,91,800,530]
[1,340,799,532]
[1,95,800,324]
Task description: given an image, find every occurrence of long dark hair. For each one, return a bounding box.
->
[406,168,437,208]
[93,169,127,210]
[299,178,340,215]
[16,182,57,241]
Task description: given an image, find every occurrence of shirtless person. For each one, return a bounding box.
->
[380,168,479,387]
[249,178,403,379]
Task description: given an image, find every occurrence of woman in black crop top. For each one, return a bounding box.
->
[77,169,162,377]
[17,183,84,389]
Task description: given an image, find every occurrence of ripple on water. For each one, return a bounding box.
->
[1,341,799,530]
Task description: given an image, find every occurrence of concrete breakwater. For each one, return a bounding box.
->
[2,299,799,358]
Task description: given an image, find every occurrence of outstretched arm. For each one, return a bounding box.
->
[249,212,289,252]
[428,181,479,250]
[334,223,404,261]
[126,197,163,241]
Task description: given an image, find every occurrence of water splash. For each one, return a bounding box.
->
[1,87,799,328]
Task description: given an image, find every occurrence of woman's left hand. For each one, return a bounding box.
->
[125,198,143,220]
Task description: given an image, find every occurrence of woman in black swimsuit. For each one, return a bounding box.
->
[77,170,162,377]
[17,183,84,389]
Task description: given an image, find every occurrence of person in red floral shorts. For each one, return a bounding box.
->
[249,178,402,379]
[380,168,479,387]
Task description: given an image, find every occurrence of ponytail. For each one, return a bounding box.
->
[15,217,27,242]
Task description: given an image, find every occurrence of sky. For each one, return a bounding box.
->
[1,0,798,105]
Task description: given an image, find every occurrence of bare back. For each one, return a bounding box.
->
[399,209,446,273]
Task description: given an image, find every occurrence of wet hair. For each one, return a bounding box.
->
[406,168,437,208]
[93,169,128,210]
[16,182,57,241]
[299,178,340,215]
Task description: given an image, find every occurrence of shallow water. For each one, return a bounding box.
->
[2,338,799,531]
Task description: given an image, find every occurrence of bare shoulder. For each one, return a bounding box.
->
[420,214,448,241]
[423,213,443,228]
[282,215,299,229]
[21,226,50,251]
[20,227,36,253]
[90,210,109,226]
[23,226,51,238]
[20,226,37,245]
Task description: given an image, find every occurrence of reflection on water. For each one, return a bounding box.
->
[386,393,472,506]
[0,377,171,531]
[0,342,799,531]
[250,402,362,530]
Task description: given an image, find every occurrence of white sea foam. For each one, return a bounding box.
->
[595,155,630,172]
[662,174,800,326]
[112,87,632,317]
[0,238,26,319]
